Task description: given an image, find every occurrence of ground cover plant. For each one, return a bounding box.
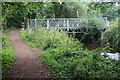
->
[1,33,14,78]
[20,27,120,79]
[40,48,120,79]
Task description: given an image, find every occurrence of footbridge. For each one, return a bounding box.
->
[27,18,109,33]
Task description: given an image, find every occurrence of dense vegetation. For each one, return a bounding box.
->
[20,28,120,79]
[2,2,119,52]
[76,18,106,44]
[1,33,13,78]
[20,28,82,50]
[101,18,120,52]
[2,2,119,28]
[2,1,119,79]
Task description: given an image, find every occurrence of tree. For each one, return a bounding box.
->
[2,2,53,29]
[51,2,87,18]
[87,2,118,20]
[2,2,27,29]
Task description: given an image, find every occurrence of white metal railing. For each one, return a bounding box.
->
[27,18,108,33]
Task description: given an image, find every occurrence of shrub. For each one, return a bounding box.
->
[77,18,106,44]
[101,18,120,52]
[40,48,120,79]
[1,34,13,78]
[102,26,120,52]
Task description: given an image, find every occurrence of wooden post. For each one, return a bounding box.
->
[24,17,27,29]
[22,22,24,30]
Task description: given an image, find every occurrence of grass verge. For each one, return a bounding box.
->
[1,33,14,78]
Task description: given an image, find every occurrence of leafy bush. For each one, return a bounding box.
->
[102,26,120,52]
[40,48,120,79]
[1,34,13,78]
[101,18,120,52]
[77,19,106,44]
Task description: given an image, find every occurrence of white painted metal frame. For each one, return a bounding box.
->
[27,18,108,33]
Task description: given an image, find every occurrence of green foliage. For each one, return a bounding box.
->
[101,24,120,52]
[26,2,53,19]
[102,4,118,21]
[20,28,119,79]
[52,2,87,18]
[77,19,106,44]
[2,2,53,29]
[2,2,89,29]
[40,48,120,79]
[87,2,118,21]
[19,30,28,40]
[32,49,40,52]
[20,28,82,50]
[1,34,13,78]
[102,43,113,53]
[2,2,118,30]
[2,2,27,29]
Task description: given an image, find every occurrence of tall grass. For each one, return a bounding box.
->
[20,27,83,50]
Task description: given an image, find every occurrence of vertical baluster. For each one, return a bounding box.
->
[67,20,69,31]
[58,20,59,28]
[64,20,65,28]
[47,20,50,29]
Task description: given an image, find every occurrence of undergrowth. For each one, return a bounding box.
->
[20,28,120,79]
[1,33,14,78]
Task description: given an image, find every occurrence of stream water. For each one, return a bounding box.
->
[101,52,120,60]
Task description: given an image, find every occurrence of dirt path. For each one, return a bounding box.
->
[7,30,51,79]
